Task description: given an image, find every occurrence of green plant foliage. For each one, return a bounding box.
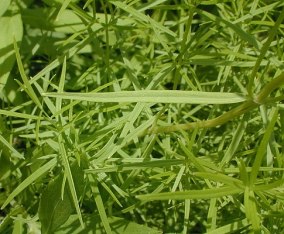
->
[39,172,74,234]
[0,1,23,104]
[1,0,284,233]
[55,214,162,234]
[39,161,84,234]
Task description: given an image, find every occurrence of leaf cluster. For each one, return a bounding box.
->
[1,0,284,233]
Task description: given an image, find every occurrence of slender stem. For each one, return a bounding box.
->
[148,73,284,134]
[150,101,257,134]
[254,73,284,103]
[247,8,284,96]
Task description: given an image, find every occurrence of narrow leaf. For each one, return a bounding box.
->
[250,107,278,185]
[1,158,57,209]
[0,134,23,159]
[42,90,246,104]
[0,109,42,120]
[13,38,42,109]
[88,174,112,234]
[58,135,84,228]
[136,186,242,201]
[244,188,260,232]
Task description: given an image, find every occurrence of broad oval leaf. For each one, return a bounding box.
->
[0,4,23,103]
[39,174,74,234]
[0,0,10,17]
[39,162,84,234]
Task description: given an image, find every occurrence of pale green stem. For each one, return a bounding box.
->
[150,101,257,134]
[149,73,284,134]
[254,73,284,103]
[247,8,284,96]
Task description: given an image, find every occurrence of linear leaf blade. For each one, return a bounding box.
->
[1,158,57,209]
[136,186,242,201]
[42,91,246,104]
[0,134,24,159]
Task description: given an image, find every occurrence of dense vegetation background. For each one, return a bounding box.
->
[1,0,284,233]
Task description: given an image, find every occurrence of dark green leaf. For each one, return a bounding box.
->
[39,161,84,234]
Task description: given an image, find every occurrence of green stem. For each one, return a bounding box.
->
[254,73,284,103]
[247,8,284,96]
[149,73,284,134]
[150,101,257,134]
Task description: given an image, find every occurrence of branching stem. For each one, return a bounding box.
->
[148,73,284,134]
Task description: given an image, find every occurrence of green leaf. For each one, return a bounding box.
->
[39,161,84,234]
[0,134,23,159]
[0,109,42,120]
[1,158,57,209]
[250,107,278,185]
[13,38,42,109]
[56,0,72,20]
[0,0,10,17]
[110,1,176,37]
[244,188,260,232]
[193,172,244,189]
[247,7,284,95]
[42,90,246,104]
[88,174,112,234]
[136,186,242,201]
[86,159,183,173]
[54,214,162,234]
[0,4,23,103]
[206,218,249,234]
[58,135,85,228]
[0,151,11,180]
[219,116,247,168]
[12,217,24,234]
[39,172,74,234]
[108,217,162,234]
[196,8,259,49]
